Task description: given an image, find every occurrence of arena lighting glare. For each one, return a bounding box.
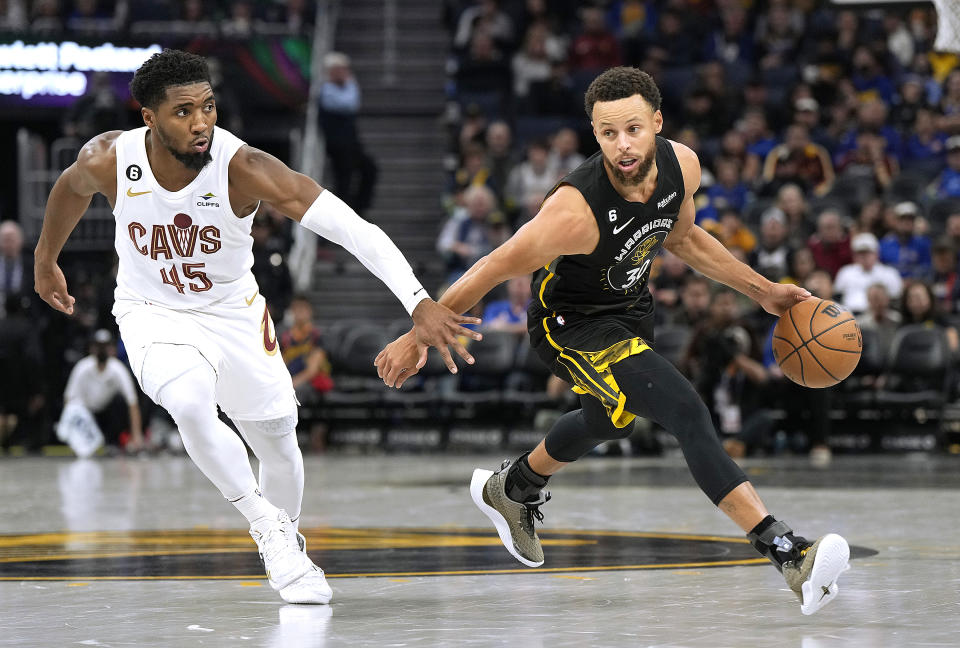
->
[0,41,161,100]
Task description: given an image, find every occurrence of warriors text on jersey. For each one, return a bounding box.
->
[532,136,685,317]
[112,126,258,311]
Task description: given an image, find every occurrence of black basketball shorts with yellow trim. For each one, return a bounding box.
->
[527,303,656,429]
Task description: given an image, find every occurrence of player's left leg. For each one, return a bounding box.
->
[234,414,330,605]
[234,414,304,525]
[610,350,849,614]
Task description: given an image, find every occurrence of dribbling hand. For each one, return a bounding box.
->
[758,282,811,317]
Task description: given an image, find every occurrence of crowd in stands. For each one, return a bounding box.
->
[5,1,960,458]
[440,0,960,459]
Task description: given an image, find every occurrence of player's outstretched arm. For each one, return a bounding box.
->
[375,185,599,387]
[228,146,481,371]
[35,132,120,315]
[663,141,810,317]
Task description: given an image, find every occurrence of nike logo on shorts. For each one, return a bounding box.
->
[126,188,151,197]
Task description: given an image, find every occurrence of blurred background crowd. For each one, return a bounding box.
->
[1,0,959,462]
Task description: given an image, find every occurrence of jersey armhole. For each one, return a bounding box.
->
[218,130,251,220]
[112,132,127,217]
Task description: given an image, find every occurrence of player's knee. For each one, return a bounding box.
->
[159,368,217,432]
[665,390,713,440]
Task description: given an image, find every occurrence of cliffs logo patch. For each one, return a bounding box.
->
[197,192,220,208]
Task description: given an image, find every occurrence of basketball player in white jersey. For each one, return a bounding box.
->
[34,49,480,604]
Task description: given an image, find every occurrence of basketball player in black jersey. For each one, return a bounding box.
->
[376,67,849,615]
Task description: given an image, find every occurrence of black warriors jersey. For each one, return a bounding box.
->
[532,136,685,316]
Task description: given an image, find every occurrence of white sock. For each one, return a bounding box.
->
[230,488,281,525]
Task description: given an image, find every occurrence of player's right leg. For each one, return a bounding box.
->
[471,395,622,567]
[137,343,317,599]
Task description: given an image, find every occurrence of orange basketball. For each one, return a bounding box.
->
[771,298,862,388]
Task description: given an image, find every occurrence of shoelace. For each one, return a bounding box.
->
[258,524,291,564]
[523,491,551,525]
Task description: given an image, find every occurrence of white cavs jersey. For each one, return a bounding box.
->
[112,125,258,311]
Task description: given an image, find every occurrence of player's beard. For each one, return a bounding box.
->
[154,122,213,171]
[605,141,656,187]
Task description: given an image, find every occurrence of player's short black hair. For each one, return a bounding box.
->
[130,49,211,109]
[584,67,662,118]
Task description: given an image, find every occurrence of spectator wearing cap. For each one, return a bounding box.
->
[749,208,792,282]
[62,329,144,453]
[931,237,960,315]
[792,97,833,151]
[318,52,378,217]
[933,135,960,199]
[879,201,933,279]
[834,233,903,313]
[760,124,835,197]
[807,209,852,279]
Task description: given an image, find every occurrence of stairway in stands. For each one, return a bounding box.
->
[308,0,449,326]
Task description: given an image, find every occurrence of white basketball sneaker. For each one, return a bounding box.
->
[250,511,312,589]
[277,532,333,605]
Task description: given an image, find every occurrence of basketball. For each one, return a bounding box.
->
[772,299,862,388]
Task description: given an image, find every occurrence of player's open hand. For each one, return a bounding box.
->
[34,261,75,315]
[758,282,811,316]
[409,299,482,373]
[375,330,426,388]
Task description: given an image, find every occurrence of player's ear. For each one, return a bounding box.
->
[654,110,663,133]
[141,107,154,128]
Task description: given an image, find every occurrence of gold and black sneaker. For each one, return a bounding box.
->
[782,534,850,615]
[748,517,850,615]
[470,460,550,567]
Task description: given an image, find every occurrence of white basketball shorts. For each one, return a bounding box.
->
[115,290,296,421]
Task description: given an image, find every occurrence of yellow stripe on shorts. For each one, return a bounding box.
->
[542,317,651,428]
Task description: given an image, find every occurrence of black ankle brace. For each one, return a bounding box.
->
[747,515,809,571]
[504,453,549,503]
